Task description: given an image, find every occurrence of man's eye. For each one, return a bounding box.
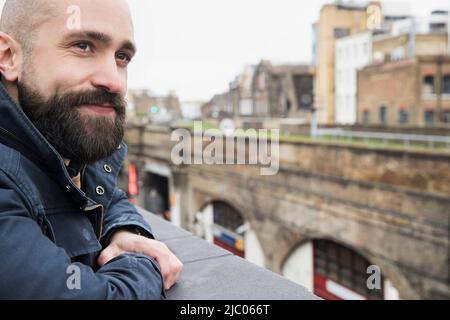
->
[116,52,132,63]
[74,42,92,52]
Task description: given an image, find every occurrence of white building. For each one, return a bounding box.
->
[371,10,449,62]
[335,31,372,124]
[389,11,448,37]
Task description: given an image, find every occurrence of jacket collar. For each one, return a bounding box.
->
[0,82,97,208]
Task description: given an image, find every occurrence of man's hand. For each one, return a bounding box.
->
[98,230,183,290]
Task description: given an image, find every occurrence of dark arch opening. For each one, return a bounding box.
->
[212,200,244,232]
[313,239,384,300]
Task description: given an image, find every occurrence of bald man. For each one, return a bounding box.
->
[0,0,182,299]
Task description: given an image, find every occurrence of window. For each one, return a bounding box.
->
[430,22,446,33]
[294,75,313,109]
[425,110,435,126]
[423,75,435,94]
[442,75,450,94]
[334,28,350,39]
[398,110,408,124]
[443,111,450,123]
[363,110,370,124]
[379,105,388,125]
[391,47,405,61]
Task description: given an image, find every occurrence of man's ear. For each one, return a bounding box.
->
[0,32,21,83]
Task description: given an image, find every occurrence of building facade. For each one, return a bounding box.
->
[358,55,450,126]
[335,31,373,124]
[203,61,314,124]
[251,61,314,119]
[313,2,369,124]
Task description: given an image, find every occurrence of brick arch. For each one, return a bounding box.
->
[281,236,419,300]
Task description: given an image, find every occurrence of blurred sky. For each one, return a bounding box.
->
[1,0,449,101]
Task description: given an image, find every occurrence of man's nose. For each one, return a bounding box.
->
[90,57,126,96]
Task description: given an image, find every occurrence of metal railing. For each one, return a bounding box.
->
[313,128,450,149]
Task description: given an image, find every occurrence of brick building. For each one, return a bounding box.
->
[358,55,450,126]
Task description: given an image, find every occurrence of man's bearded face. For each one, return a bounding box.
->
[6,0,136,165]
[18,79,126,164]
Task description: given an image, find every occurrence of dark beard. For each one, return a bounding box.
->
[17,82,126,164]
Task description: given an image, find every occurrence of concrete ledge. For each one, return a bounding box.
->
[138,208,319,300]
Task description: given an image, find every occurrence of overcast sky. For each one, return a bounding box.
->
[1,0,449,101]
[127,0,449,101]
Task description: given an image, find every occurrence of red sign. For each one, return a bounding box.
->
[128,164,138,197]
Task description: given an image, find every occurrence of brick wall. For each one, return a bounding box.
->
[358,59,417,126]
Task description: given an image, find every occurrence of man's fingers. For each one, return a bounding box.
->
[155,252,172,290]
[149,246,182,290]
[171,257,183,284]
[97,245,122,267]
[97,251,114,267]
[110,236,183,290]
[162,256,183,290]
